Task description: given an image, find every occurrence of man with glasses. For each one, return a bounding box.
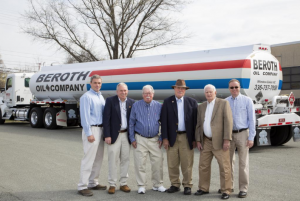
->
[224,79,256,198]
[129,85,166,194]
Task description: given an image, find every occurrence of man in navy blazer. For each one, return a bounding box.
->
[161,79,198,195]
[103,83,135,194]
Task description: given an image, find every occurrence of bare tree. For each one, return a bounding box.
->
[22,0,188,62]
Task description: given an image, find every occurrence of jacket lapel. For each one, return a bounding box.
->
[114,96,121,122]
[201,102,207,121]
[211,98,220,122]
[171,95,178,117]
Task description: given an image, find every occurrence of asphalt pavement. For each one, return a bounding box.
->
[0,122,299,201]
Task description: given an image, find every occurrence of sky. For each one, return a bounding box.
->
[0,0,300,71]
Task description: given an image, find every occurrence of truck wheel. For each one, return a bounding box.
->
[43,108,58,129]
[0,110,5,124]
[270,126,290,146]
[281,126,292,145]
[30,107,44,128]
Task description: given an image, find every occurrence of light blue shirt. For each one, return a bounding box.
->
[226,94,256,141]
[80,88,105,137]
[129,100,162,142]
[176,96,186,131]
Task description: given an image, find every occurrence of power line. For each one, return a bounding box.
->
[0,49,65,59]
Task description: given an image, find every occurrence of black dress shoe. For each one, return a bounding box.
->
[238,191,247,198]
[221,193,230,199]
[218,189,234,193]
[194,189,209,196]
[166,186,180,193]
[184,187,191,195]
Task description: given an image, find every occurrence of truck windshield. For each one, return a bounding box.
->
[25,78,30,87]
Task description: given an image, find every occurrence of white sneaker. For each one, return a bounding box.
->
[152,186,166,192]
[138,187,146,194]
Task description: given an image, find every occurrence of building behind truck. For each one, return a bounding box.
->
[0,44,299,148]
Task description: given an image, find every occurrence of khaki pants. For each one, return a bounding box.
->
[199,137,231,194]
[78,127,104,190]
[107,131,130,187]
[133,134,163,188]
[167,133,194,188]
[230,129,249,192]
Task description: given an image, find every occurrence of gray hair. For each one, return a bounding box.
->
[116,82,128,90]
[204,84,216,92]
[90,74,102,83]
[142,85,155,94]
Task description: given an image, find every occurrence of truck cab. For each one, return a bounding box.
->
[4,73,34,107]
[0,73,34,123]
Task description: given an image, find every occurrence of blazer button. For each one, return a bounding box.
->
[176,130,178,132]
[120,124,122,126]
[176,123,178,125]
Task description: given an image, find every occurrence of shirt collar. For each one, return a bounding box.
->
[90,88,101,95]
[118,97,127,102]
[142,100,153,106]
[208,98,216,105]
[231,93,241,100]
[175,96,184,102]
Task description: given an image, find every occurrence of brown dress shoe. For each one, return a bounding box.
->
[88,184,107,190]
[78,189,93,196]
[120,185,131,192]
[108,186,116,194]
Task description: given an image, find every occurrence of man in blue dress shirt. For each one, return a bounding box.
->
[129,85,166,194]
[77,75,106,196]
[225,79,256,198]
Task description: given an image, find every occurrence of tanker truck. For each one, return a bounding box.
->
[0,44,300,147]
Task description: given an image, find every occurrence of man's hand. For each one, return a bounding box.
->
[163,139,169,150]
[197,141,203,151]
[132,141,137,149]
[223,139,230,151]
[247,140,254,148]
[105,137,111,145]
[87,135,95,143]
[158,140,163,149]
[193,141,196,149]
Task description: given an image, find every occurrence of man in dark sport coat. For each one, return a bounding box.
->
[160,79,198,195]
[103,82,135,194]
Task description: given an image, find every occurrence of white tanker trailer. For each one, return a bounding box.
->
[0,44,300,146]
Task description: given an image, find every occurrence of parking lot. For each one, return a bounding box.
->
[0,122,300,201]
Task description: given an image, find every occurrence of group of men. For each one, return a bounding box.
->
[77,75,255,200]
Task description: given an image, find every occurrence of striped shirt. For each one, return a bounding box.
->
[80,88,105,136]
[129,100,162,142]
[226,94,256,141]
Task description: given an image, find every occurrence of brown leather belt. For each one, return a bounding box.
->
[91,124,103,127]
[204,135,212,140]
[176,131,186,134]
[232,128,248,133]
[119,129,127,133]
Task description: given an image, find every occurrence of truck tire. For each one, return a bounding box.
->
[0,110,5,124]
[43,108,58,129]
[270,126,291,146]
[30,107,44,128]
[281,126,292,145]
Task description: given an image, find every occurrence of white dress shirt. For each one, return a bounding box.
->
[176,96,186,131]
[203,98,216,138]
[119,98,127,130]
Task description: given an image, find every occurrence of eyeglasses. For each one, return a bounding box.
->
[143,93,152,95]
[230,86,239,89]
